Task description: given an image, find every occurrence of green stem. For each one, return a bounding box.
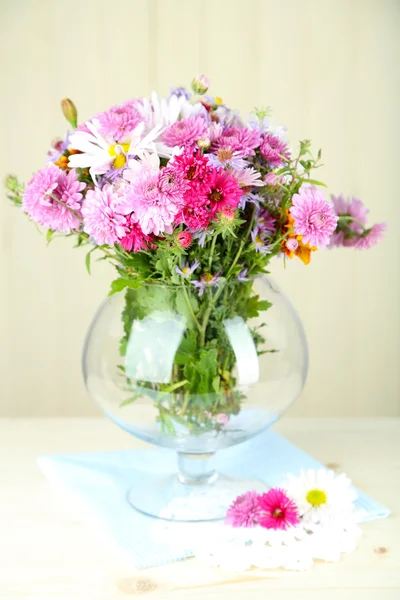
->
[48,193,83,222]
[226,206,257,278]
[182,285,202,332]
[208,233,218,271]
[338,215,366,230]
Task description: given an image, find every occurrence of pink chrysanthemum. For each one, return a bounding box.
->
[258,488,300,531]
[170,149,213,190]
[225,491,262,528]
[175,196,211,230]
[97,100,143,142]
[207,169,242,215]
[22,164,85,233]
[161,116,207,148]
[118,214,154,253]
[260,133,289,167]
[158,167,188,202]
[82,184,126,246]
[331,194,368,233]
[290,186,338,249]
[217,127,261,156]
[123,170,178,236]
[354,223,386,249]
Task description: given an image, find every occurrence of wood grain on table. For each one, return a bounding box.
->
[0,418,399,600]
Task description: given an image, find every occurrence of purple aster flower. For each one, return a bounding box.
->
[192,273,221,297]
[251,229,273,255]
[193,229,214,247]
[290,186,338,249]
[207,147,248,170]
[238,192,262,211]
[81,184,127,246]
[225,491,262,528]
[260,132,290,167]
[175,259,200,278]
[237,268,249,282]
[254,207,276,235]
[170,86,191,100]
[22,164,85,233]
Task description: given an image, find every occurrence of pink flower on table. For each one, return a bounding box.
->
[161,116,207,148]
[217,127,261,156]
[260,132,289,167]
[258,488,300,531]
[290,186,338,249]
[207,169,242,215]
[225,491,262,528]
[215,413,229,425]
[97,100,143,142]
[82,184,126,246]
[354,223,386,249]
[22,164,85,233]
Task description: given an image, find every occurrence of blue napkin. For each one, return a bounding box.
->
[37,429,390,569]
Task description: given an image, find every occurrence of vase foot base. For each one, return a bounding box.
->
[127,473,267,522]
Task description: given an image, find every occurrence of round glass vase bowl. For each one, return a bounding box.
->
[82,275,308,521]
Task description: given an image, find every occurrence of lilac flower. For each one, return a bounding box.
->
[254,207,276,235]
[193,229,214,247]
[175,260,200,278]
[232,167,265,189]
[192,273,221,296]
[237,268,249,282]
[238,192,262,211]
[290,186,338,249]
[251,229,273,255]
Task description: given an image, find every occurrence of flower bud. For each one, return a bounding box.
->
[286,238,299,251]
[177,231,193,248]
[197,137,211,150]
[5,174,19,192]
[191,74,210,95]
[61,98,78,128]
[220,207,236,222]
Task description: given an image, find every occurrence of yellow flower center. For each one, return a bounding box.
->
[203,273,214,283]
[214,97,223,105]
[113,154,127,169]
[306,489,327,506]
[182,267,190,275]
[217,148,233,162]
[108,143,130,157]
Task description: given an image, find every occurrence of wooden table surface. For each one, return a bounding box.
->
[0,418,399,600]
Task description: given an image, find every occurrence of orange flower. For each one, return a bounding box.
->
[281,212,317,265]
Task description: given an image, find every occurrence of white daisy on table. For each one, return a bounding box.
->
[285,468,358,525]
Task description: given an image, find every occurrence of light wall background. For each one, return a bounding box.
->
[0,0,398,417]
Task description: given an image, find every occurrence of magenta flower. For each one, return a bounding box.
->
[22,165,85,233]
[225,491,262,528]
[354,223,386,249]
[176,231,192,248]
[258,488,300,531]
[82,184,126,246]
[175,198,211,231]
[118,214,153,253]
[97,100,143,142]
[169,148,213,190]
[260,133,289,167]
[161,116,207,148]
[207,169,242,215]
[290,186,338,249]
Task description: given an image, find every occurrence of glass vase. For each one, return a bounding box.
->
[82,276,308,521]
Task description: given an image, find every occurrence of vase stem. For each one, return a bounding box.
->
[177,452,217,485]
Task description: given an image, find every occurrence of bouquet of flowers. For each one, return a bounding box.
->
[5,75,385,433]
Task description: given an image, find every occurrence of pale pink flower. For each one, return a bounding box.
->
[158,167,188,202]
[217,127,261,156]
[354,223,386,249]
[258,488,300,531]
[232,167,265,189]
[225,491,262,528]
[22,165,85,233]
[290,186,338,249]
[97,100,143,142]
[215,413,229,425]
[122,170,178,236]
[82,184,126,246]
[161,116,207,148]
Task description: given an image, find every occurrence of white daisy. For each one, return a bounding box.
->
[285,469,357,525]
[68,120,161,181]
